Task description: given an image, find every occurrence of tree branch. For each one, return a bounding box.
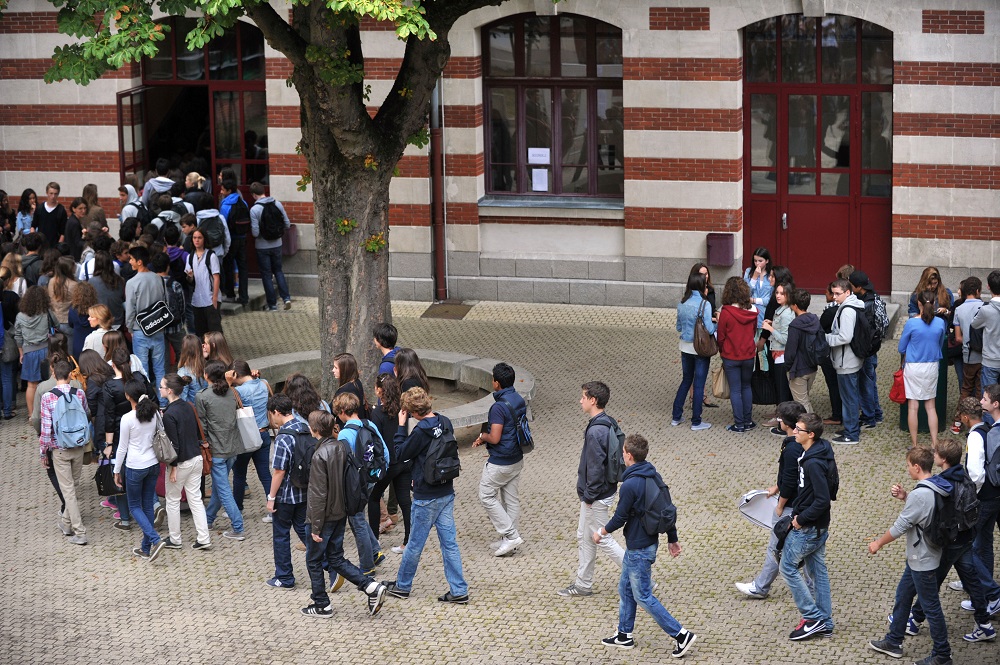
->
[244,1,308,68]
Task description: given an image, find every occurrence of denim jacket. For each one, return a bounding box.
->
[676,292,716,343]
[743,268,773,328]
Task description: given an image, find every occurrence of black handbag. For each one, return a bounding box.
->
[772,514,793,558]
[135,279,176,336]
[93,459,120,497]
[751,351,778,405]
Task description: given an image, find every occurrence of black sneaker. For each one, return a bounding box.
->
[384,581,410,599]
[438,591,469,604]
[131,547,149,559]
[745,421,758,430]
[372,550,386,568]
[163,538,183,550]
[725,424,747,433]
[148,540,166,562]
[367,583,387,616]
[770,426,785,436]
[868,639,903,658]
[672,630,697,658]
[113,521,133,531]
[832,434,858,445]
[192,541,212,550]
[789,618,825,641]
[300,604,333,618]
[601,632,634,649]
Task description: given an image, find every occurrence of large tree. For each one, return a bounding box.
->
[23,0,520,393]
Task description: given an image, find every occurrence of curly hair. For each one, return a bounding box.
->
[721,276,751,309]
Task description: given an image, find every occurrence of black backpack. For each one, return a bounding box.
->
[171,200,189,218]
[198,215,226,249]
[640,475,678,536]
[985,425,1000,488]
[257,201,286,241]
[499,396,534,454]
[800,328,831,370]
[342,440,370,516]
[421,415,461,485]
[226,197,251,235]
[288,431,319,489]
[132,201,154,229]
[344,421,388,483]
[836,303,876,359]
[586,413,626,485]
[921,477,980,548]
[827,456,840,501]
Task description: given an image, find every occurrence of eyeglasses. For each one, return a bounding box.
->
[793,426,812,434]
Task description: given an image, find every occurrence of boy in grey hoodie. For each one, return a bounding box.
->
[826,278,865,444]
[868,446,951,665]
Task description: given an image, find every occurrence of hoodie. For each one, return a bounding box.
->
[141,176,175,207]
[394,413,455,500]
[791,438,835,530]
[826,294,864,374]
[785,312,822,379]
[892,476,947,571]
[219,192,243,229]
[195,208,232,257]
[936,465,976,545]
[716,304,758,361]
[604,460,677,550]
[378,347,401,376]
[577,412,619,504]
[250,196,291,250]
[119,184,141,222]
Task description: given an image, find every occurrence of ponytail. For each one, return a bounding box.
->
[919,290,936,325]
[205,360,229,396]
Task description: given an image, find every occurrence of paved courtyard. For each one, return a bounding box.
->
[3,299,997,664]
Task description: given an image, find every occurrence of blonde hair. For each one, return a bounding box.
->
[0,252,23,288]
[88,304,113,329]
[400,387,433,417]
[186,172,206,189]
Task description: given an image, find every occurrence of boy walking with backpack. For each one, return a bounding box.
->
[970,386,1000,616]
[868,446,952,664]
[249,182,292,311]
[558,381,626,597]
[385,387,469,604]
[302,410,387,618]
[473,362,528,557]
[264,394,313,589]
[39,358,90,546]
[596,434,697,658]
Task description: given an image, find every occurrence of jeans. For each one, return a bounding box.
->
[165,455,209,546]
[0,359,15,416]
[233,431,272,510]
[52,447,86,536]
[972,497,1000,595]
[131,328,166,400]
[911,540,992,626]
[272,500,308,585]
[885,565,950,658]
[575,495,625,590]
[672,352,710,426]
[981,364,1000,391]
[752,506,813,596]
[859,355,883,425]
[306,518,372,607]
[348,510,379,572]
[722,357,754,427]
[368,463,412,545]
[779,526,832,630]
[618,544,683,637]
[222,234,248,304]
[206,455,244,533]
[479,459,523,540]
[256,246,290,307]
[836,371,861,440]
[395,494,468,596]
[125,463,161,553]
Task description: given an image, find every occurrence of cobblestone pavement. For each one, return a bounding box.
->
[3,300,997,664]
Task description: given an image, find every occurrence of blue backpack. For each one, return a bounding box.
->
[49,387,90,449]
[498,396,534,454]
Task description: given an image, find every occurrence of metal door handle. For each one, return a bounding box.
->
[781,212,788,230]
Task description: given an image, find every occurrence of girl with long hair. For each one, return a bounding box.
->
[394,347,430,394]
[368,372,413,552]
[68,280,98,359]
[899,290,947,447]
[717,277,759,433]
[203,330,233,367]
[0,253,23,418]
[743,246,773,329]
[91,250,125,329]
[671,272,717,431]
[83,304,113,355]
[100,346,140,528]
[101,329,144,376]
[47,255,78,334]
[176,333,207,403]
[908,267,953,319]
[15,188,35,237]
[81,183,108,229]
[14,285,50,418]
[229,359,273,519]
[1,251,26,297]
[160,373,211,549]
[197,360,245,540]
[333,352,370,419]
[282,373,328,422]
[0,190,14,238]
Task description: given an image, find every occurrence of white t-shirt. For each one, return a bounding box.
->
[189,250,220,308]
[113,409,158,472]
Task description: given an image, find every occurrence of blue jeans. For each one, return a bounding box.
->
[912,540,993,626]
[206,455,244,533]
[395,494,467,596]
[222,234,249,303]
[886,564,950,658]
[348,510,380,572]
[836,371,861,439]
[981,365,1000,391]
[0,359,15,416]
[972,497,1000,598]
[272,500,308,585]
[124,463,161,553]
[672,352,710,426]
[859,355,883,425]
[618,543,683,637]
[306,519,372,607]
[722,357,754,427]
[752,506,813,596]
[779,526,832,629]
[131,328,166,401]
[233,431,272,510]
[256,246,290,307]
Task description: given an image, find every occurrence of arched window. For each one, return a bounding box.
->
[483,14,623,197]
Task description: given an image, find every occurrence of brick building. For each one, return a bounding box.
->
[0,0,997,305]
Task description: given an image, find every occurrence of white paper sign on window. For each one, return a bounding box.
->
[531,168,549,192]
[527,147,550,164]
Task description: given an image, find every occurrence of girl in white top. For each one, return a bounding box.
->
[83,304,114,355]
[101,329,145,377]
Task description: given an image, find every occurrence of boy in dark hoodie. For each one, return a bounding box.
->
[781,412,836,640]
[596,434,697,658]
[868,446,951,664]
[785,289,822,415]
[373,323,401,375]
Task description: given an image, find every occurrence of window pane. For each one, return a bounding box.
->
[595,22,622,78]
[208,28,238,80]
[788,173,815,195]
[597,167,623,195]
[751,171,777,193]
[563,166,588,193]
[528,167,551,193]
[560,17,588,77]
[821,173,849,196]
[213,91,241,159]
[750,94,777,167]
[862,22,893,84]
[745,17,777,83]
[525,87,552,156]
[821,16,856,83]
[561,89,588,162]
[491,166,516,192]
[146,21,174,80]
[488,22,515,76]
[862,174,891,197]
[243,91,268,184]
[781,16,816,83]
[862,92,892,170]
[241,23,264,81]
[820,96,850,169]
[597,89,623,168]
[788,95,816,168]
[524,16,551,77]
[175,18,205,80]
[489,88,517,177]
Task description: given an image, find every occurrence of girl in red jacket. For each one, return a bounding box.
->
[717,277,759,432]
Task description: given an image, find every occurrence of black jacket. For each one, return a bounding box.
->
[776,436,804,502]
[97,377,130,445]
[791,439,835,530]
[577,412,618,504]
[604,460,677,549]
[371,403,404,467]
[394,413,454,500]
[163,398,202,465]
[785,312,822,380]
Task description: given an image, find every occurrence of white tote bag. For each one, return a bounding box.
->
[234,391,263,453]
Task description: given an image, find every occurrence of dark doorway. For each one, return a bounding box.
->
[146,87,211,169]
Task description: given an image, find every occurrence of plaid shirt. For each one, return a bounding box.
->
[39,384,89,460]
[273,422,308,504]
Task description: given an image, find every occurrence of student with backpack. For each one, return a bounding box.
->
[971,386,1000,616]
[867,446,951,663]
[784,289,824,415]
[185,228,222,337]
[197,360,245,542]
[219,178,249,306]
[952,277,985,433]
[899,291,947,448]
[849,270,890,429]
[473,362,528,557]
[263,394,312,588]
[558,381,626,597]
[249,182,292,312]
[595,433,697,658]
[825,279,866,444]
[385,387,469,604]
[190,191,231,261]
[39,357,90,546]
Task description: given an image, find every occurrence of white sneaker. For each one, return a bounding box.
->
[949,580,965,592]
[261,513,273,524]
[493,536,524,557]
[391,545,406,554]
[670,418,685,427]
[959,597,997,614]
[691,422,712,431]
[735,581,767,599]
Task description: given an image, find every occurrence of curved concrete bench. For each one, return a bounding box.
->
[251,348,536,429]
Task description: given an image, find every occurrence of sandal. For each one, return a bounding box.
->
[702,400,719,408]
[379,518,395,534]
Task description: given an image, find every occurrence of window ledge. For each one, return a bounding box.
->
[478,196,624,220]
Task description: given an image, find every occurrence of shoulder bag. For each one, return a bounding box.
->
[234,390,263,453]
[889,360,907,404]
[136,277,176,336]
[693,299,718,357]
[151,409,178,464]
[189,403,212,476]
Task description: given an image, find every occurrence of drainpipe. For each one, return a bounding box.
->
[430,78,448,301]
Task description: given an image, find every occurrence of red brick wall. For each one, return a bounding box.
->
[624,108,741,132]
[0,105,117,126]
[623,57,741,81]
[625,207,742,232]
[922,10,985,34]
[0,59,137,79]
[894,164,1000,190]
[894,113,1000,138]
[0,12,60,32]
[0,150,119,172]
[895,61,1000,86]
[625,158,742,182]
[649,7,710,31]
[480,215,623,228]
[442,104,483,128]
[893,215,998,240]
